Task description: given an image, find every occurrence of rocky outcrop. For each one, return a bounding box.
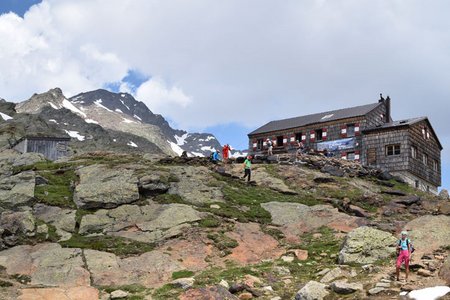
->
[439,255,450,284]
[0,171,35,208]
[404,215,450,258]
[12,153,46,167]
[79,203,203,243]
[168,166,224,205]
[84,249,182,287]
[0,243,90,287]
[439,189,449,200]
[74,165,140,209]
[338,226,397,265]
[294,281,329,300]
[18,287,99,300]
[33,204,76,233]
[261,202,365,242]
[330,280,363,294]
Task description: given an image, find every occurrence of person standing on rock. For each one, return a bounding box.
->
[267,139,273,156]
[396,231,412,282]
[242,155,252,182]
[222,144,230,163]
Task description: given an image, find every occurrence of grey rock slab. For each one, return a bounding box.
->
[0,171,35,208]
[295,281,329,300]
[168,166,224,205]
[330,280,363,294]
[0,243,90,287]
[12,152,46,167]
[339,226,397,265]
[136,204,202,232]
[0,209,35,236]
[33,203,77,233]
[320,267,346,283]
[74,164,139,209]
[368,287,385,295]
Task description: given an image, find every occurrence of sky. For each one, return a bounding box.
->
[0,0,448,190]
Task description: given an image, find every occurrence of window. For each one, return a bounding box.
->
[257,139,264,150]
[433,160,438,171]
[386,144,401,156]
[347,124,355,137]
[411,146,418,159]
[422,127,430,140]
[315,129,323,141]
[347,152,356,161]
[276,136,284,147]
[415,180,420,188]
[295,132,302,142]
[422,153,428,165]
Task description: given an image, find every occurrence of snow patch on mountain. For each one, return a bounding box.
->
[127,141,138,148]
[94,99,114,112]
[85,119,99,124]
[133,114,142,121]
[169,141,184,156]
[115,109,123,113]
[201,146,217,152]
[62,99,87,117]
[48,119,58,124]
[48,102,59,110]
[65,130,85,141]
[120,99,130,110]
[122,118,137,124]
[191,151,204,157]
[175,133,189,146]
[0,112,13,121]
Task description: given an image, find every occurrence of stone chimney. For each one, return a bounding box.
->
[385,96,391,123]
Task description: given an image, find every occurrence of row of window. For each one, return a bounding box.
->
[385,144,438,171]
[256,124,359,148]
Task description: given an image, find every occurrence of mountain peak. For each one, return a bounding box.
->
[16,87,67,114]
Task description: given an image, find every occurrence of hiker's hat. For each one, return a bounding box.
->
[401,231,408,235]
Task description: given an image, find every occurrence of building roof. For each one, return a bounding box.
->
[364,117,443,150]
[249,102,381,136]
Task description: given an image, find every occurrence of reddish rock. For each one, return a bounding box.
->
[293,249,308,261]
[239,292,253,299]
[225,223,284,264]
[18,286,99,300]
[162,236,213,271]
[243,274,262,287]
[179,286,238,300]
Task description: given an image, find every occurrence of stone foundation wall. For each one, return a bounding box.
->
[391,171,438,194]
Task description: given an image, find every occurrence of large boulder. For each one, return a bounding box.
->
[261,202,366,243]
[168,166,224,205]
[0,171,35,208]
[73,165,140,209]
[439,255,450,285]
[404,215,450,259]
[338,226,397,265]
[79,203,203,243]
[18,287,99,300]
[439,189,449,200]
[84,249,182,287]
[330,281,363,294]
[294,281,329,300]
[33,204,76,233]
[0,243,90,287]
[12,152,46,167]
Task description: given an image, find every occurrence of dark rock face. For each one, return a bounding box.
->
[321,165,345,177]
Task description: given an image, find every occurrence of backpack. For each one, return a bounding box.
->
[398,238,415,253]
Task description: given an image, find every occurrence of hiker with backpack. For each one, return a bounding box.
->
[211,150,221,163]
[222,144,230,163]
[242,155,252,182]
[267,139,273,156]
[396,231,414,282]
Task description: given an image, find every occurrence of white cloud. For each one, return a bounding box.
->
[135,77,192,116]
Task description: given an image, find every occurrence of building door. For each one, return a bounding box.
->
[367,148,377,165]
[276,136,284,147]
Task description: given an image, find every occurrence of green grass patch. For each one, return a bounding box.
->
[12,160,75,174]
[198,216,221,228]
[152,284,184,300]
[261,225,285,241]
[59,234,155,257]
[206,233,238,256]
[34,168,77,208]
[153,193,191,205]
[172,270,195,280]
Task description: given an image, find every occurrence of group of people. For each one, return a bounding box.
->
[211,144,231,163]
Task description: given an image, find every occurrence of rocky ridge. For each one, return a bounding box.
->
[0,150,449,299]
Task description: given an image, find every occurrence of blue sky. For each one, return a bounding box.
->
[0,0,448,190]
[0,0,41,17]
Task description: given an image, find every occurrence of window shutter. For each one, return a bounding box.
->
[355,150,360,161]
[355,123,361,136]
[341,125,347,138]
[272,137,277,146]
[252,139,257,151]
[341,152,347,160]
[283,136,288,145]
[310,130,316,142]
[301,134,306,142]
[322,128,328,141]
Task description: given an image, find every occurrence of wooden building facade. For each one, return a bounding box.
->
[13,136,71,161]
[248,96,443,193]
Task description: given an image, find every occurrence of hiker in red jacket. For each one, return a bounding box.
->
[222,144,230,163]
